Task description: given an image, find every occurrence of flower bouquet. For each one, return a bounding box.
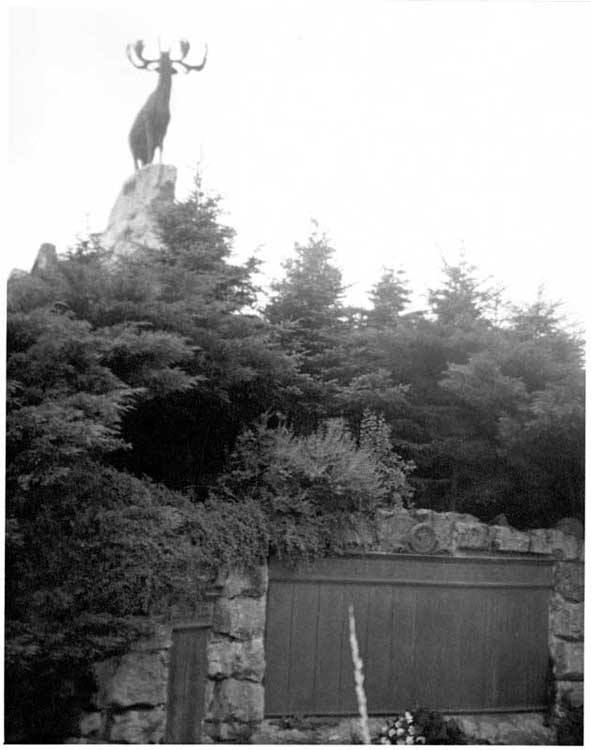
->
[377,711,426,745]
[376,708,468,745]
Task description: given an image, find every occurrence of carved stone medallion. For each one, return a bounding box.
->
[407,522,438,554]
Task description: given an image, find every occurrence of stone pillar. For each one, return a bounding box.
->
[550,559,584,711]
[204,565,268,742]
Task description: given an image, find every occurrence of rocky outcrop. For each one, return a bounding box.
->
[99,164,177,256]
[31,242,59,276]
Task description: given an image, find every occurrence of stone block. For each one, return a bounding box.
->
[201,724,215,744]
[338,516,377,550]
[213,720,254,742]
[447,511,481,523]
[207,635,265,681]
[555,680,584,708]
[130,624,173,652]
[554,517,584,540]
[453,521,491,551]
[214,678,264,724]
[529,527,580,558]
[204,679,216,721]
[491,525,530,553]
[554,562,584,602]
[216,565,268,599]
[549,594,584,640]
[454,713,554,746]
[528,529,555,556]
[546,529,580,560]
[213,596,266,640]
[501,718,555,747]
[375,508,415,551]
[108,707,165,743]
[251,722,311,744]
[429,514,456,552]
[64,739,96,744]
[317,717,383,744]
[91,658,118,709]
[78,712,104,738]
[93,651,167,708]
[550,638,584,680]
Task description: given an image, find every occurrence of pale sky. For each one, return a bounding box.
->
[5,1,591,325]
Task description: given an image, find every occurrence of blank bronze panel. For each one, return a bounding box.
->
[265,553,553,716]
[165,623,209,743]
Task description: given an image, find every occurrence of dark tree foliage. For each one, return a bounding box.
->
[22,182,299,493]
[131,184,301,491]
[4,181,296,740]
[264,227,353,429]
[265,245,584,524]
[367,267,411,328]
[266,225,347,358]
[5,254,274,739]
[6,183,409,741]
[428,257,502,328]
[376,269,583,522]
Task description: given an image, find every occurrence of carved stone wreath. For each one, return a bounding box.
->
[406,522,438,554]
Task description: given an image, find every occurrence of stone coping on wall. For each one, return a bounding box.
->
[70,507,583,744]
[340,507,584,561]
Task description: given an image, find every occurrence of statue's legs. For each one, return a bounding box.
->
[145,123,154,165]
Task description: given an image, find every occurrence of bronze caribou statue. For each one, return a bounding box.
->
[126,39,208,170]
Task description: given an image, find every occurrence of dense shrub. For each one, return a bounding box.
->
[5,461,269,741]
[212,415,414,562]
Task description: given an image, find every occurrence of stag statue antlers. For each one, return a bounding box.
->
[126,39,207,171]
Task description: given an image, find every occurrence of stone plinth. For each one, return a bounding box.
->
[100,164,177,256]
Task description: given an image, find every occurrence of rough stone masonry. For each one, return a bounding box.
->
[71,507,583,744]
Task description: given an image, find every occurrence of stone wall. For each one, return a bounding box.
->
[72,567,268,743]
[71,508,582,743]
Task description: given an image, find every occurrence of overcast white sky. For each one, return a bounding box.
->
[5,1,591,325]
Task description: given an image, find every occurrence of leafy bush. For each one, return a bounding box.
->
[213,415,414,562]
